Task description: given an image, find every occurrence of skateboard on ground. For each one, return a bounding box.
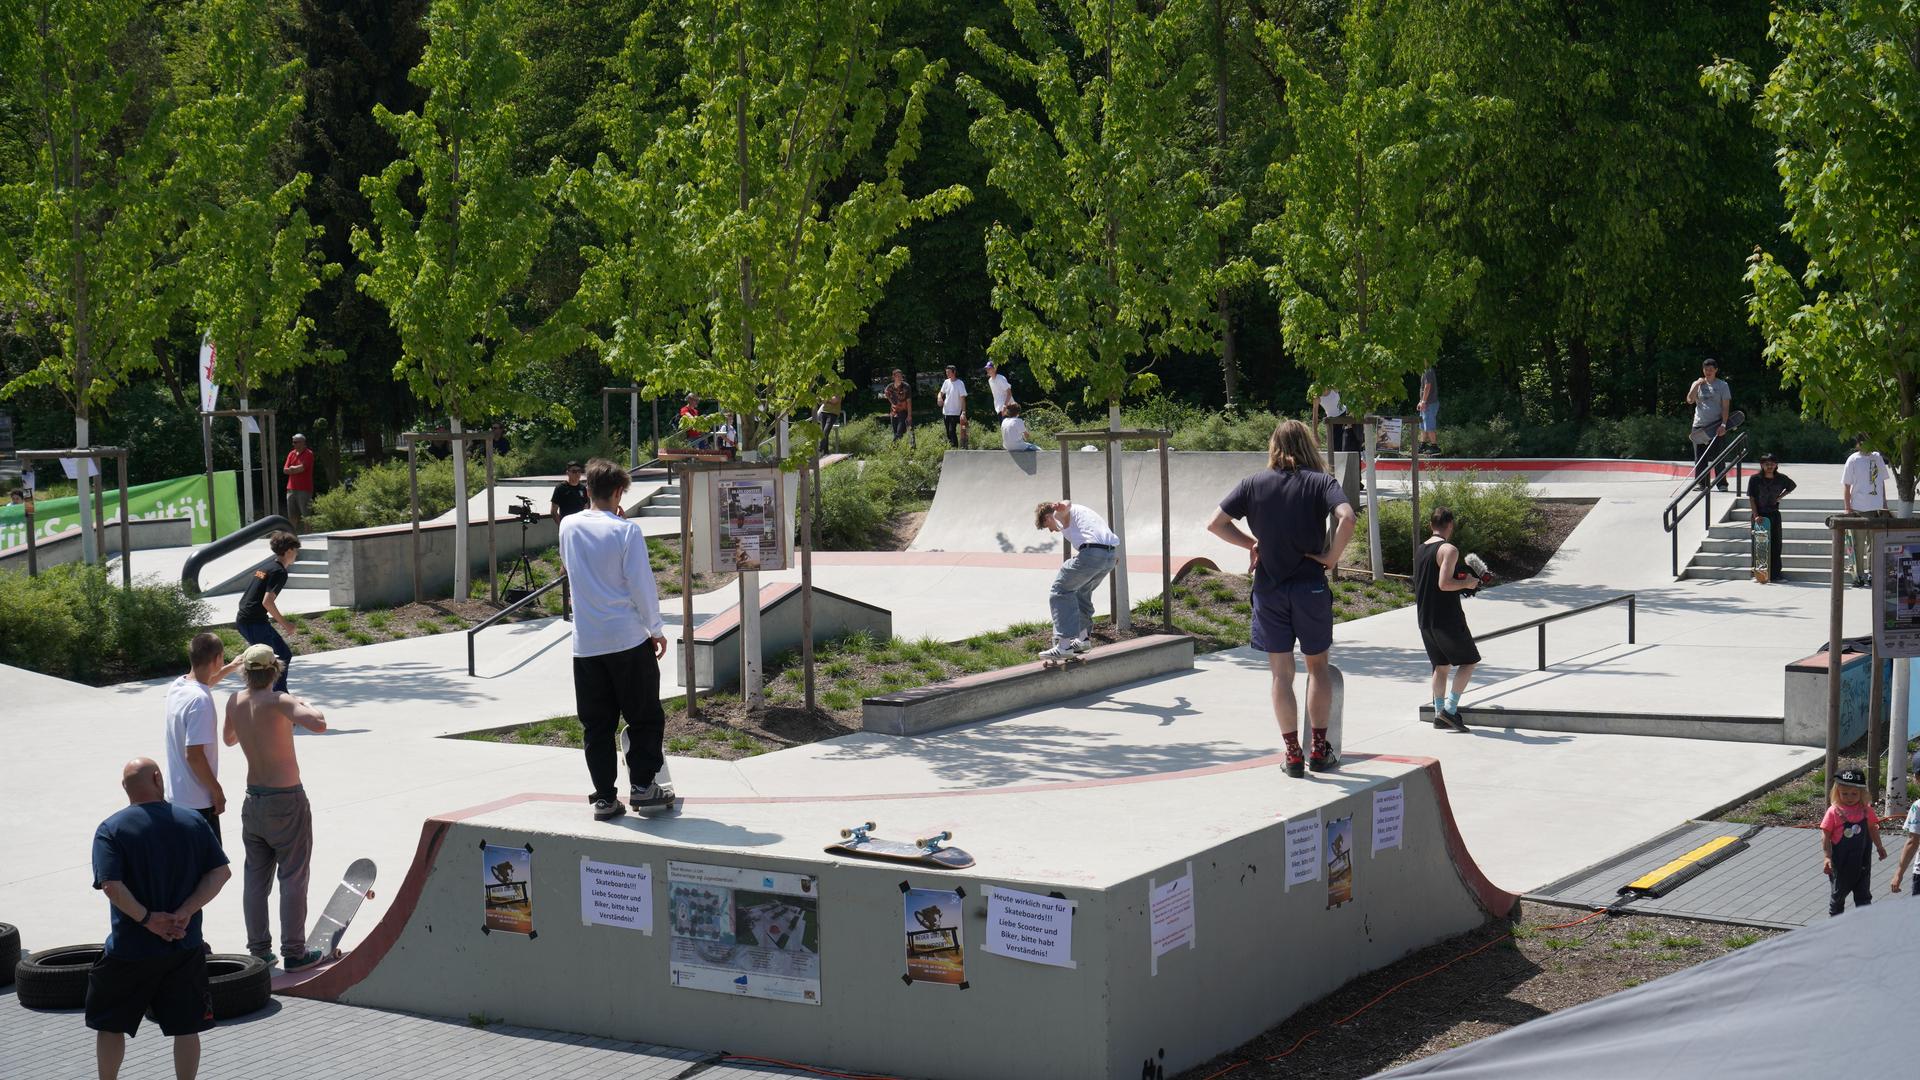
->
[1752,516,1772,584]
[825,823,974,870]
[306,858,377,963]
[1040,653,1086,670]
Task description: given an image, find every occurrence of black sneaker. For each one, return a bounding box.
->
[1308,736,1338,772]
[631,783,680,817]
[1283,744,1306,778]
[1433,708,1468,733]
[1715,481,1729,492]
[592,796,626,822]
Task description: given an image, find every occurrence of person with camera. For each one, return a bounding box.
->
[1415,506,1488,733]
[549,462,589,524]
[559,459,674,821]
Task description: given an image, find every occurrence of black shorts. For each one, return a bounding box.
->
[86,949,213,1038]
[1420,622,1481,668]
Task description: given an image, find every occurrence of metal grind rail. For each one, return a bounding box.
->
[1475,593,1636,671]
[467,573,571,677]
[1661,431,1750,576]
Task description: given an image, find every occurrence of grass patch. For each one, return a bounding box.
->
[1724,933,1762,949]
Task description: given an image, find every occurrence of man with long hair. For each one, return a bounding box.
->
[1206,419,1356,777]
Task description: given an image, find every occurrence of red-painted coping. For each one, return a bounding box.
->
[806,551,1220,577]
[1370,457,1700,478]
[277,753,1514,1000]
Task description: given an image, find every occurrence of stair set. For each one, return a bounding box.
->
[286,536,330,590]
[1681,496,1843,581]
[636,481,682,519]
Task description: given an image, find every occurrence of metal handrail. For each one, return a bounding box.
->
[1661,432,1750,576]
[181,514,295,597]
[1475,593,1636,671]
[466,572,571,677]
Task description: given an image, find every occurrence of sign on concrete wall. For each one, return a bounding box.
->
[1326,816,1355,909]
[667,861,821,1005]
[1372,787,1405,856]
[580,858,652,933]
[0,470,239,548]
[903,887,967,987]
[982,886,1075,969]
[1873,530,1920,658]
[1148,864,1196,975]
[482,844,534,936]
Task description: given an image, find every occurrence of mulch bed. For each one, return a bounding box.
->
[1488,500,1594,581]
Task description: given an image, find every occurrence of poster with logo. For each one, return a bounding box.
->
[1326,816,1354,908]
[706,470,785,572]
[0,471,239,549]
[483,844,534,935]
[1873,530,1920,658]
[903,887,966,987]
[667,861,820,1005]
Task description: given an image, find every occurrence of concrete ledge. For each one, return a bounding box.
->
[327,513,557,609]
[0,516,192,573]
[1783,649,1884,747]
[1421,704,1784,744]
[863,634,1195,736]
[680,583,891,691]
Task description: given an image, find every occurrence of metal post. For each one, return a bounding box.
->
[1160,436,1171,631]
[23,490,37,576]
[1827,523,1845,784]
[1627,594,1636,644]
[92,466,105,562]
[267,413,280,521]
[630,386,640,469]
[407,439,423,604]
[682,462,698,717]
[1059,439,1073,562]
[1104,432,1119,626]
[1871,634,1887,798]
[201,414,219,541]
[652,398,661,461]
[1537,623,1547,672]
[1410,432,1421,573]
[800,458,816,712]
[116,454,130,590]
[485,436,498,604]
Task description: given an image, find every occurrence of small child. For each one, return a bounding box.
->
[1891,797,1920,898]
[1821,768,1887,916]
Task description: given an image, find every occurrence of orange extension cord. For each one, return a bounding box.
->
[1192,908,1610,1080]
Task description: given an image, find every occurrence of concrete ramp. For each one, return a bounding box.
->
[679,583,892,690]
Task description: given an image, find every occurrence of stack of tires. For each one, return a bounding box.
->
[9,925,272,1019]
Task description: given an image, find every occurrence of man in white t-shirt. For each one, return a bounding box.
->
[985,360,1015,417]
[937,364,968,447]
[1001,403,1039,451]
[559,459,674,821]
[165,633,241,844]
[1843,433,1892,588]
[1033,500,1119,660]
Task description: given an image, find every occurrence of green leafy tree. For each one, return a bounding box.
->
[1704,3,1920,503]
[0,0,177,563]
[353,0,579,598]
[1255,2,1501,412]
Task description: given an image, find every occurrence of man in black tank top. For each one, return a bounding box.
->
[1413,507,1482,731]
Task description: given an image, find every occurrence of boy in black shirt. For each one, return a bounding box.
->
[234,531,299,692]
[549,461,590,523]
[1748,453,1797,582]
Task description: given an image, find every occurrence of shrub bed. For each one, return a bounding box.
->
[0,565,207,683]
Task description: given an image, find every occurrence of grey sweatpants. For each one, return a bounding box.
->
[242,786,313,960]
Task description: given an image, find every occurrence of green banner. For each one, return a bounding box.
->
[1,471,240,549]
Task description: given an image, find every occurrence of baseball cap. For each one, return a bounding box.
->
[240,644,280,671]
[1836,768,1867,789]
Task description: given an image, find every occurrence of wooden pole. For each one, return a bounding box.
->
[201,415,218,541]
[682,461,698,718]
[485,436,498,604]
[800,459,816,712]
[1160,435,1171,631]
[116,453,130,589]
[1827,523,1845,785]
[408,439,423,604]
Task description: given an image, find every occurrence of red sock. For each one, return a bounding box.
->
[1312,728,1330,747]
[1282,731,1302,751]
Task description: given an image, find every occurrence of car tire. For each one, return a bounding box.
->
[14,943,102,1010]
[206,953,272,1019]
[0,923,19,986]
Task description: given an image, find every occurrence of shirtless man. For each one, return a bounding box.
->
[222,644,327,970]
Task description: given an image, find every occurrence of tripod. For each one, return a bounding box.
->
[503,513,542,602]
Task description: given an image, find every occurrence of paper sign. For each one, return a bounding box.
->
[667,861,821,1005]
[904,887,967,987]
[1284,815,1322,890]
[1372,786,1405,856]
[580,858,652,933]
[1873,531,1920,658]
[1148,863,1196,975]
[58,457,99,480]
[482,844,534,935]
[1326,816,1354,908]
[1380,418,1404,450]
[983,886,1075,969]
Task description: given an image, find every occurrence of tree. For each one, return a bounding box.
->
[1704,2,1920,503]
[959,0,1251,624]
[567,0,968,705]
[0,0,177,564]
[353,0,578,599]
[169,0,340,517]
[1255,1,1499,413]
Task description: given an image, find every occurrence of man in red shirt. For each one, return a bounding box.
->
[283,434,315,534]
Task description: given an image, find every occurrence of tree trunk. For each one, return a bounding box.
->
[735,13,764,708]
[1567,335,1593,423]
[1212,0,1239,411]
[451,416,470,600]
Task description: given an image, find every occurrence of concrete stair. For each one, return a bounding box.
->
[286,537,331,590]
[1681,496,1843,581]
[636,482,682,519]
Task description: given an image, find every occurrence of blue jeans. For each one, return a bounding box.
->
[236,620,291,692]
[1049,545,1116,642]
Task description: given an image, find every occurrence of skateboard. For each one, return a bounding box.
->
[307,858,376,963]
[825,823,975,870]
[1040,653,1085,670]
[1752,516,1773,584]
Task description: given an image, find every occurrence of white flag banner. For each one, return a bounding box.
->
[198,335,219,414]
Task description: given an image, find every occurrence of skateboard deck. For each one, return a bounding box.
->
[1691,408,1746,441]
[825,823,974,870]
[307,858,376,962]
[1753,517,1773,584]
[1040,653,1085,669]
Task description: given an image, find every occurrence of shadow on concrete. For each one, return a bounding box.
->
[471,625,573,681]
[616,815,784,848]
[1081,694,1200,727]
[276,661,495,709]
[993,529,1058,555]
[814,720,1264,788]
[217,998,285,1026]
[1461,727,1577,746]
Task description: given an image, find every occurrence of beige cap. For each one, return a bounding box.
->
[240,644,281,670]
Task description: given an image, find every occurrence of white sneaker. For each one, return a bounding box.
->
[1067,638,1092,654]
[1037,643,1075,661]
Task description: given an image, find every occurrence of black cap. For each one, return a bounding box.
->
[1759,452,1777,463]
[1836,768,1867,788]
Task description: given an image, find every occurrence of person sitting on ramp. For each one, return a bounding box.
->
[1034,500,1119,661]
[1414,506,1484,732]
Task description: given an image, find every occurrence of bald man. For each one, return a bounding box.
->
[88,758,231,1080]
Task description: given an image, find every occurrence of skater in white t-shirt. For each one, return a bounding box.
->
[937,365,968,447]
[1001,403,1039,451]
[1843,433,1891,587]
[985,360,1016,417]
[1033,500,1118,659]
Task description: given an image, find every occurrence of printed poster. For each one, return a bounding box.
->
[1284,815,1321,891]
[1148,864,1196,976]
[667,861,820,1005]
[1372,786,1405,856]
[1874,531,1920,658]
[483,844,534,935]
[982,886,1075,969]
[580,858,652,933]
[707,470,786,572]
[0,470,240,548]
[903,887,966,987]
[1326,816,1354,908]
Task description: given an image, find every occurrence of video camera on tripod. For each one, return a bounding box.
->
[503,496,544,602]
[509,495,542,526]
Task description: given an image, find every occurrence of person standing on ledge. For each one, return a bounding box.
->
[985,359,1016,418]
[883,368,914,443]
[282,434,315,534]
[1843,433,1891,588]
[233,532,299,693]
[1416,365,1441,457]
[937,364,968,448]
[1206,419,1355,777]
[1034,499,1119,660]
[1685,358,1732,492]
[1748,453,1796,583]
[560,459,673,821]
[88,758,231,1080]
[1414,507,1483,732]
[548,461,589,524]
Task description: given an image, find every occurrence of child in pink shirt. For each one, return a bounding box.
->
[1821,768,1887,916]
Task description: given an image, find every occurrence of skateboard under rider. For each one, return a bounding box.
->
[306,858,377,964]
[824,823,975,870]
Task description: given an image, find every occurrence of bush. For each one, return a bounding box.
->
[1742,410,1848,464]
[1576,414,1688,459]
[817,459,894,548]
[0,564,208,682]
[1169,409,1286,452]
[1352,473,1537,576]
[1443,414,1521,458]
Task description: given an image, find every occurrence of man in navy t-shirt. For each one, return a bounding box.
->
[1207,419,1356,778]
[88,758,232,1078]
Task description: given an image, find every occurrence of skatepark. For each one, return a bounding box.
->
[4,445,1902,1078]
